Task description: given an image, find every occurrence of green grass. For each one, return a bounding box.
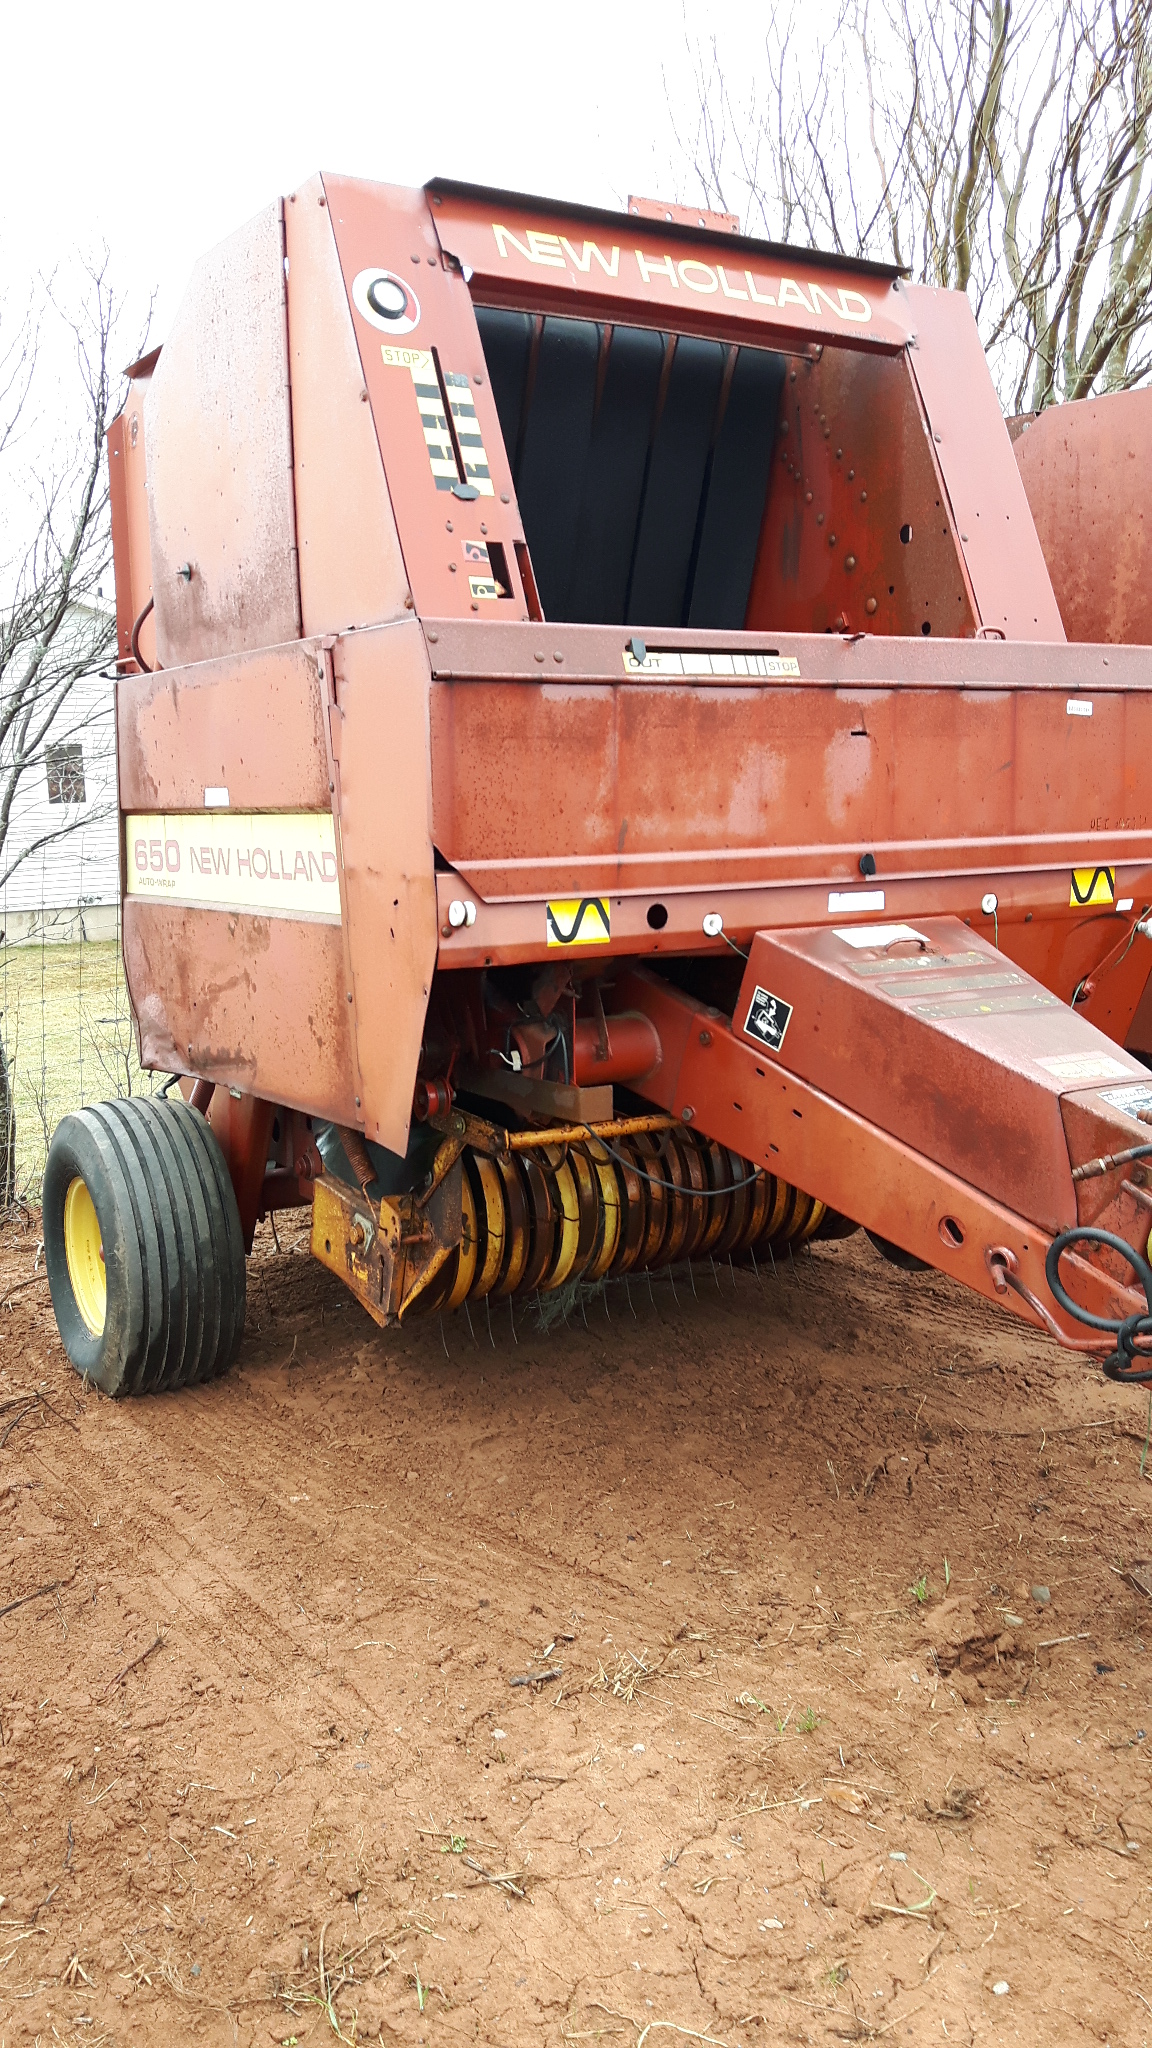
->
[0,940,160,1197]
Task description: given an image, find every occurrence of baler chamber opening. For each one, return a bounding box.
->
[471,305,976,639]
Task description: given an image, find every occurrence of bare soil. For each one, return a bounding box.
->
[1,1211,1150,2047]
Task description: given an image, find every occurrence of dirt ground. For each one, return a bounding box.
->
[1,1210,1151,2048]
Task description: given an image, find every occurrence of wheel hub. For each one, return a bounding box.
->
[63,1176,106,1337]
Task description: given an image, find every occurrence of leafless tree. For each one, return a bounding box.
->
[675,0,1152,412]
[0,261,133,1197]
[0,263,123,888]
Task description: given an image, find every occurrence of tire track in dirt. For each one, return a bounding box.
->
[2,1222,1151,2045]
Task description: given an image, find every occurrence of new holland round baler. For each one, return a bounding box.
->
[42,174,1152,1394]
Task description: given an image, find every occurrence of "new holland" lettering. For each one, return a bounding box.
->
[490,224,873,323]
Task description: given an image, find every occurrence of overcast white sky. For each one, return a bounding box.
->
[1,0,757,344]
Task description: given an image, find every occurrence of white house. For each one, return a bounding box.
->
[0,604,120,945]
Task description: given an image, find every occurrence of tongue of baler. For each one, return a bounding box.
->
[617,917,1152,1371]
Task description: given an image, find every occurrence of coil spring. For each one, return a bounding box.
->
[403,1125,828,1319]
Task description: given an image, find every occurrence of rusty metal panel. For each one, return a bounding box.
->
[428,662,1152,902]
[330,620,439,1154]
[728,918,1146,1232]
[747,347,977,638]
[144,200,301,668]
[432,868,1152,1031]
[122,900,357,1123]
[430,184,913,352]
[1012,389,1152,645]
[284,175,412,636]
[903,286,1065,642]
[627,195,741,234]
[117,640,330,811]
[108,361,158,672]
[419,615,1144,688]
[613,959,1144,1333]
[320,176,531,624]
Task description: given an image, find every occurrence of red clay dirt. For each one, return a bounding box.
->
[1,1211,1150,2047]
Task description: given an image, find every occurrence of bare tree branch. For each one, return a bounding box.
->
[0,258,133,892]
[674,0,1152,410]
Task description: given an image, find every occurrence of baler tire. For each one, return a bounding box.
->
[43,1099,245,1397]
[152,1100,246,1379]
[866,1227,931,1274]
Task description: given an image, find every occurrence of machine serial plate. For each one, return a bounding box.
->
[1100,1082,1152,1119]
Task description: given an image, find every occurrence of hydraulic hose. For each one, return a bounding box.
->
[1045,1225,1152,1385]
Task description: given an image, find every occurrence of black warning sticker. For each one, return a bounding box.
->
[744,985,792,1052]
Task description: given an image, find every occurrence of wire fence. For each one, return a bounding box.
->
[0,904,159,1204]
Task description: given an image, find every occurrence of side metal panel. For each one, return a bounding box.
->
[320,176,530,623]
[122,901,357,1124]
[117,640,330,810]
[284,175,412,637]
[724,918,1147,1233]
[1012,389,1152,646]
[903,286,1065,642]
[144,201,302,668]
[330,621,439,1154]
[614,955,1145,1332]
[747,346,978,638]
[430,185,912,351]
[107,364,157,671]
[117,638,355,1119]
[428,659,1152,901]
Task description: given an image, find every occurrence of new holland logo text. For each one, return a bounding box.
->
[491,225,872,324]
[126,812,341,922]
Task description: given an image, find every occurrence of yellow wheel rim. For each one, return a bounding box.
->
[63,1176,106,1337]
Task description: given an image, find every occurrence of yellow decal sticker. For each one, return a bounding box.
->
[444,370,494,496]
[546,897,611,947]
[125,812,341,922]
[1070,865,1115,908]
[382,345,458,491]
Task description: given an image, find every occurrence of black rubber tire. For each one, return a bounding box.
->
[44,1098,246,1397]
[865,1227,931,1274]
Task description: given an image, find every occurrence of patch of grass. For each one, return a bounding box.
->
[910,1573,929,1604]
[796,1706,820,1734]
[0,939,159,1195]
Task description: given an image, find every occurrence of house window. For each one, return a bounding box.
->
[46,743,86,804]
